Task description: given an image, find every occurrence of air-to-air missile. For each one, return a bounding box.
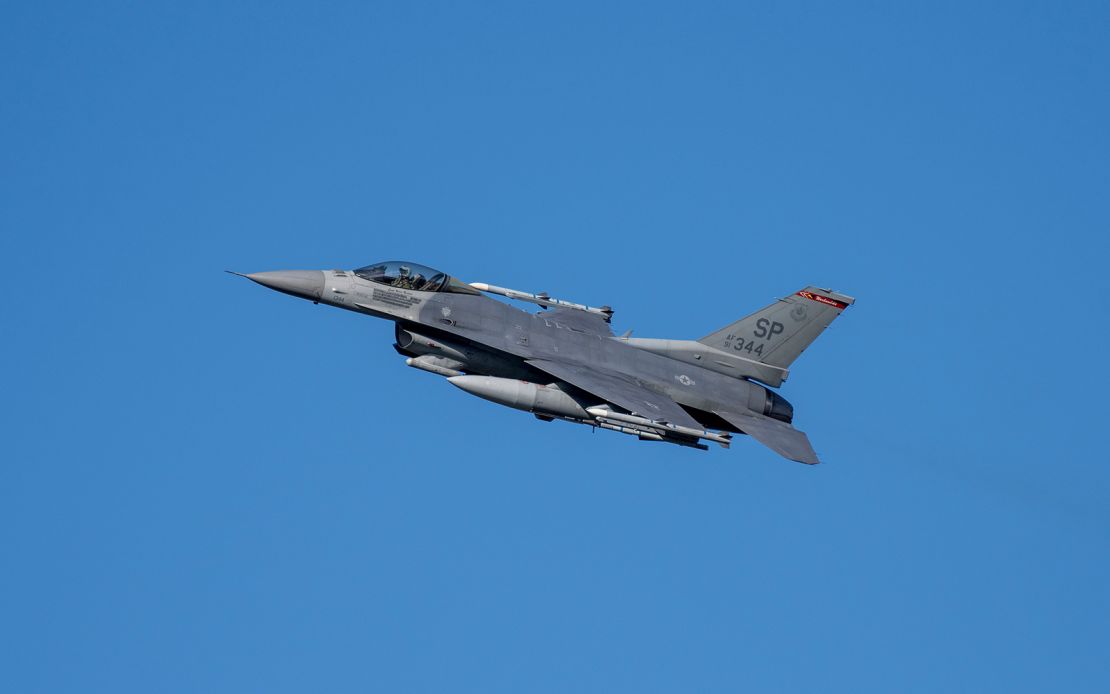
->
[468,282,614,321]
[232,260,854,464]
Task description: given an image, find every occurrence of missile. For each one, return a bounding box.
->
[594,421,709,449]
[469,282,614,321]
[448,375,592,420]
[586,407,731,448]
[596,421,663,441]
[530,412,709,450]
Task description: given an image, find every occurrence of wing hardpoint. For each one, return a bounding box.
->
[715,410,821,465]
[526,359,705,430]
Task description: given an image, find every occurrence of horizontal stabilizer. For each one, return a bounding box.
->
[715,410,821,465]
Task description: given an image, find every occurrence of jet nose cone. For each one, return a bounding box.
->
[244,270,325,301]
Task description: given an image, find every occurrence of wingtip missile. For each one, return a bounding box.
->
[469,281,613,321]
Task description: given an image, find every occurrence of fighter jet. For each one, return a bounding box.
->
[230,261,854,464]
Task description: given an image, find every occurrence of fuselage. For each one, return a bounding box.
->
[307,268,779,433]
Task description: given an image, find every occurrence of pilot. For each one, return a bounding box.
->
[391,266,414,289]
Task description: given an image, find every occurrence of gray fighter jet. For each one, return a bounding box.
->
[231,261,854,464]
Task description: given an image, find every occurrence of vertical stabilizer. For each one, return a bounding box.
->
[698,287,854,371]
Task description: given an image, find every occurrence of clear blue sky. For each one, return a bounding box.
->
[3,2,1108,691]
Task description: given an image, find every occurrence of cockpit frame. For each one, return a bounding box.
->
[353,261,449,292]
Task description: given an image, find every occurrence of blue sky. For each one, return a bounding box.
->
[3,1,1108,691]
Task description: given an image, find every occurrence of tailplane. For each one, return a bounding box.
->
[698,287,854,370]
[715,409,821,465]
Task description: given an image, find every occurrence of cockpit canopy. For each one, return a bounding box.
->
[353,261,461,292]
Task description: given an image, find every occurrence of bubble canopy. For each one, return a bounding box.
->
[353,261,450,292]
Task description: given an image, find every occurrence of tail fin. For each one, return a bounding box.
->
[698,287,855,370]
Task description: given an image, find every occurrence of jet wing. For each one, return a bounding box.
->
[537,307,614,337]
[714,410,821,465]
[526,359,705,430]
